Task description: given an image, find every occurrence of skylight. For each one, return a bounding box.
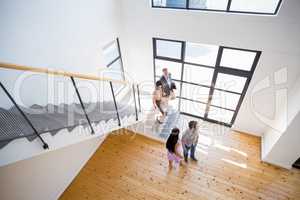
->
[152,0,282,15]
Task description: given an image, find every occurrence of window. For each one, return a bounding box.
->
[220,48,257,71]
[210,90,240,110]
[106,60,124,81]
[103,38,125,95]
[155,39,183,60]
[152,0,283,15]
[183,64,214,86]
[230,0,281,14]
[180,99,207,117]
[153,37,261,126]
[185,43,218,66]
[214,73,247,93]
[103,41,120,66]
[155,59,182,80]
[181,83,210,103]
[189,0,228,11]
[207,107,235,124]
[153,0,187,8]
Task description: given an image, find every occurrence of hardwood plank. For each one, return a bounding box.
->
[59,129,300,200]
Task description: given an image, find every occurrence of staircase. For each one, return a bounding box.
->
[0,62,143,167]
[127,95,184,142]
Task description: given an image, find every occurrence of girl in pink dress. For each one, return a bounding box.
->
[166,128,184,169]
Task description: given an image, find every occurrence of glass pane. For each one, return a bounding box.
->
[103,59,125,94]
[185,43,218,66]
[220,48,256,71]
[112,82,125,96]
[0,82,35,146]
[155,59,182,80]
[181,83,210,103]
[155,76,160,82]
[189,0,228,10]
[0,69,90,137]
[103,40,119,66]
[107,59,124,80]
[156,39,182,59]
[74,79,113,115]
[230,0,280,13]
[173,80,181,96]
[211,90,240,110]
[183,64,214,86]
[208,107,235,124]
[180,99,207,117]
[215,73,247,93]
[153,0,187,8]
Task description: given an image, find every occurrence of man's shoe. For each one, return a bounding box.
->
[191,157,198,162]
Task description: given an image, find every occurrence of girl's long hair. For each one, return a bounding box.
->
[166,128,180,153]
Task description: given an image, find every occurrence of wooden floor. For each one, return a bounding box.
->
[60,129,300,200]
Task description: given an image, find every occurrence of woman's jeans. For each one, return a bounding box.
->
[183,144,197,160]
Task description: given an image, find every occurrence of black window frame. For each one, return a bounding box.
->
[153,37,261,127]
[151,0,283,15]
[103,38,126,96]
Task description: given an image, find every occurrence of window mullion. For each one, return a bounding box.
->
[178,41,186,111]
[204,46,223,119]
[226,0,232,12]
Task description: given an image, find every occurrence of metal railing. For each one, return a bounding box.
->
[0,62,141,149]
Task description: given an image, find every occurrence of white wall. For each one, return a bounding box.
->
[0,135,106,200]
[262,76,300,168]
[0,1,124,199]
[0,0,121,74]
[119,0,300,136]
[262,111,300,169]
[0,0,122,109]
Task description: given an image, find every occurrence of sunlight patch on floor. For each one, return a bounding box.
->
[214,142,248,157]
[221,158,247,169]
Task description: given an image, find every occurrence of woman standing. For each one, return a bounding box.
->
[166,128,184,169]
[182,121,199,162]
[152,80,165,123]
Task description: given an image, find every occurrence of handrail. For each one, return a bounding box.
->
[0,61,142,150]
[0,62,129,85]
